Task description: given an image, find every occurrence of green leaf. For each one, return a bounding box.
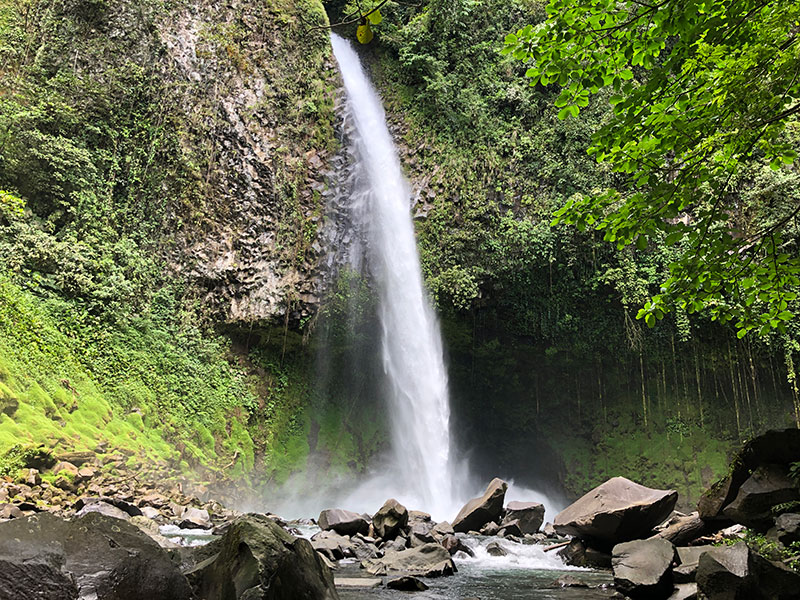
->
[366,9,382,25]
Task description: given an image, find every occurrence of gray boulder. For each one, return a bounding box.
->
[502,501,545,534]
[554,477,677,548]
[557,538,612,569]
[363,543,456,577]
[674,546,712,583]
[612,538,676,599]
[179,507,212,530]
[722,464,800,531]
[440,534,475,557]
[372,499,408,540]
[318,508,369,536]
[75,500,130,521]
[0,535,78,600]
[386,576,429,591]
[696,541,800,600]
[310,530,354,561]
[0,512,192,599]
[774,513,800,545]
[188,513,339,600]
[486,541,507,557]
[452,478,508,533]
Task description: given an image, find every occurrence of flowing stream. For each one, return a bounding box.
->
[329,33,454,518]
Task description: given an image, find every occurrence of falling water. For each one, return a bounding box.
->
[329,33,454,516]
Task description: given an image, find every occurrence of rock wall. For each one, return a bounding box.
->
[157,0,341,327]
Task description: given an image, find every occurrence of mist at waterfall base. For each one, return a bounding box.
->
[266,34,561,524]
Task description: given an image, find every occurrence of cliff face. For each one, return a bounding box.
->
[158,0,339,326]
[0,0,339,328]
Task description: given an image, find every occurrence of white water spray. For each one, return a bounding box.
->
[329,33,454,517]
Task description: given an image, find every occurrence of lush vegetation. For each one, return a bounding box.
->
[503,0,800,338]
[0,0,797,508]
[334,0,800,501]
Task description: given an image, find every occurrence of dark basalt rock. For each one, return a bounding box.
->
[554,477,677,549]
[696,541,800,600]
[0,512,192,600]
[452,478,508,533]
[188,513,339,600]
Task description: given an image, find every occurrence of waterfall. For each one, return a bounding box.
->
[329,33,454,517]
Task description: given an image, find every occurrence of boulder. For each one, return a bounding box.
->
[674,546,712,583]
[502,501,545,534]
[433,521,454,537]
[699,429,800,523]
[696,541,800,600]
[0,504,22,519]
[383,537,407,553]
[440,534,475,557]
[721,464,800,531]
[387,576,429,591]
[372,499,408,540]
[318,508,369,536]
[0,512,192,599]
[52,461,79,477]
[486,541,507,557]
[774,513,800,546]
[612,538,676,600]
[480,521,500,536]
[554,477,677,549]
[363,543,456,577]
[497,519,523,537]
[74,496,143,518]
[452,478,508,533]
[178,507,212,530]
[311,530,354,561]
[188,513,339,600]
[55,451,95,467]
[0,533,78,600]
[558,538,612,569]
[75,500,130,521]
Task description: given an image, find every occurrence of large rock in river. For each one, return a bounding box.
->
[501,501,545,534]
[363,543,456,577]
[188,513,339,600]
[0,512,192,599]
[452,478,508,533]
[318,508,369,536]
[554,477,677,549]
[696,541,800,600]
[612,538,676,600]
[372,498,408,540]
